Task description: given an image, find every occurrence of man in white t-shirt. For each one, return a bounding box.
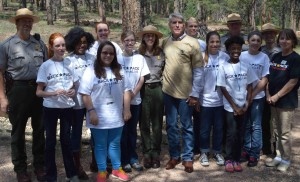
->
[185,17,206,53]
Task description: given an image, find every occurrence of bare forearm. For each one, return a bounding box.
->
[82,95,94,110]
[252,77,268,98]
[276,78,299,98]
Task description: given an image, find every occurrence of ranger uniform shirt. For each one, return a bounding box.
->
[0,34,47,80]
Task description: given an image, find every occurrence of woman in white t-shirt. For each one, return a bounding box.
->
[64,27,95,180]
[79,41,131,182]
[240,31,270,167]
[118,31,150,172]
[36,33,79,181]
[198,31,229,167]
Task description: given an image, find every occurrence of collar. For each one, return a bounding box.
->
[171,32,186,41]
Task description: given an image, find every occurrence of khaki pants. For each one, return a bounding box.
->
[270,107,294,161]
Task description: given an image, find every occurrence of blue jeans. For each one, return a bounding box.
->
[91,127,123,171]
[225,111,246,162]
[121,104,141,165]
[163,93,194,161]
[200,106,224,154]
[244,98,264,159]
[71,108,85,152]
[192,109,201,153]
[43,107,77,181]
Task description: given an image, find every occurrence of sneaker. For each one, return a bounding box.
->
[213,153,225,166]
[247,157,258,167]
[199,153,209,166]
[277,160,290,172]
[66,175,80,182]
[233,161,243,172]
[265,156,282,167]
[225,160,234,173]
[97,171,107,182]
[122,164,132,173]
[131,162,143,171]
[240,151,249,163]
[112,168,129,181]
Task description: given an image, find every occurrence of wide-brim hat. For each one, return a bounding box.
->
[9,8,39,24]
[137,25,163,39]
[261,23,279,33]
[227,13,242,24]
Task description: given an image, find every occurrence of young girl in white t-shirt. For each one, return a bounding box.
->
[79,41,131,182]
[217,36,257,173]
[36,33,79,181]
[240,31,270,167]
[117,31,150,172]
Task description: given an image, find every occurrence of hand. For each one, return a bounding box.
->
[89,110,99,126]
[130,90,136,99]
[123,109,131,122]
[269,94,280,105]
[66,89,75,97]
[0,97,8,113]
[55,89,66,96]
[233,106,244,116]
[187,96,198,107]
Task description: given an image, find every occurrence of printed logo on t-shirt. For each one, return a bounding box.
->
[97,77,122,85]
[47,73,72,80]
[123,66,140,73]
[225,73,247,80]
[204,64,219,71]
[75,63,93,70]
[250,63,262,70]
[270,60,288,70]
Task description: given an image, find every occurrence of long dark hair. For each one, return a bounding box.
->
[204,31,220,64]
[138,34,162,56]
[94,41,122,80]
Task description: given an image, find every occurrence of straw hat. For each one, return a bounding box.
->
[227,13,242,23]
[261,23,279,33]
[9,8,39,24]
[137,25,163,39]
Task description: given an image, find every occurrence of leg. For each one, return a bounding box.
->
[262,101,272,154]
[192,109,201,154]
[212,106,225,154]
[108,127,123,170]
[91,128,108,172]
[199,106,213,154]
[59,108,77,178]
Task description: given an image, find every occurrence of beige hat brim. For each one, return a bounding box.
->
[261,29,279,34]
[137,30,163,39]
[9,15,39,24]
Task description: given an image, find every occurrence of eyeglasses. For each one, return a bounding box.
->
[124,39,135,43]
[101,51,115,56]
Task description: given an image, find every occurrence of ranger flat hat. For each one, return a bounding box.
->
[227,13,242,23]
[261,23,279,33]
[9,8,39,23]
[137,25,163,39]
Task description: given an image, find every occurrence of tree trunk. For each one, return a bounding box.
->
[281,0,286,29]
[40,0,46,10]
[0,0,3,11]
[290,0,296,31]
[174,0,179,13]
[21,0,27,8]
[140,0,145,27]
[98,0,106,22]
[121,0,142,33]
[73,0,80,25]
[46,0,54,25]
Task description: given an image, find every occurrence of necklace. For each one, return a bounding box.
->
[53,59,66,90]
[208,52,220,91]
[229,60,241,91]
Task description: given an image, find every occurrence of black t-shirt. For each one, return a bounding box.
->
[268,51,300,109]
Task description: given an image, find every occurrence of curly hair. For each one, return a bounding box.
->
[64,26,95,53]
[94,41,122,80]
[224,36,245,51]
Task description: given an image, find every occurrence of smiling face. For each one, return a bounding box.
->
[51,36,66,59]
[122,34,135,54]
[74,36,88,55]
[227,22,242,36]
[248,34,262,54]
[100,44,115,67]
[207,35,220,55]
[228,43,242,63]
[278,33,293,53]
[169,17,185,39]
[186,21,198,37]
[262,31,277,45]
[16,17,33,36]
[96,23,110,42]
[143,33,156,48]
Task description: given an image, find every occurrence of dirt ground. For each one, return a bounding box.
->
[0,93,300,182]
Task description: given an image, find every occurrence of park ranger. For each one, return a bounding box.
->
[0,8,47,182]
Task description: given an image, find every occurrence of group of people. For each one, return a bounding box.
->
[0,7,299,182]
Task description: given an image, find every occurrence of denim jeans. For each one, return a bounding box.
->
[91,127,123,171]
[71,108,85,152]
[163,93,194,161]
[225,111,246,162]
[192,109,201,154]
[244,98,264,159]
[44,107,77,181]
[121,104,141,165]
[199,106,224,154]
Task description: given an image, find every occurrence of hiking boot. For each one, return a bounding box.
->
[213,153,225,166]
[97,171,107,182]
[122,164,132,173]
[143,157,152,169]
[247,157,258,167]
[199,153,209,166]
[233,161,243,172]
[112,168,129,181]
[277,160,290,172]
[225,160,234,173]
[240,151,249,163]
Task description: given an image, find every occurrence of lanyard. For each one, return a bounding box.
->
[230,60,241,91]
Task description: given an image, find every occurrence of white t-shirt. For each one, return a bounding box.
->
[200,51,229,107]
[217,60,258,112]
[65,53,95,109]
[117,53,150,105]
[78,66,128,129]
[37,59,79,108]
[240,51,270,99]
[198,39,206,53]
[88,41,123,57]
